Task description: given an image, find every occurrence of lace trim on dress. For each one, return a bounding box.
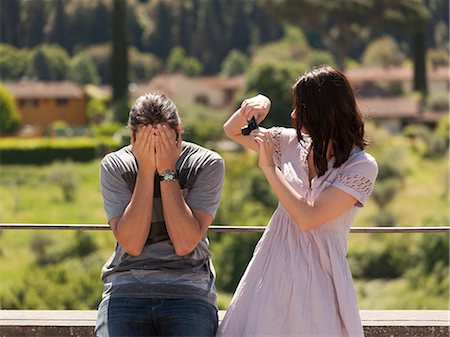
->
[337,172,373,207]
[271,127,282,165]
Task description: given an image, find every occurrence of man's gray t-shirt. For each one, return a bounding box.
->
[99,141,224,309]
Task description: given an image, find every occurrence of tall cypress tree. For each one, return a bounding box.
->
[46,0,68,50]
[111,0,128,106]
[91,1,110,45]
[413,25,428,98]
[150,0,173,59]
[23,0,47,48]
[0,0,21,46]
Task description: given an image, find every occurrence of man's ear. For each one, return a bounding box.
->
[176,122,183,143]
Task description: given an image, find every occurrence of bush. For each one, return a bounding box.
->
[0,137,121,165]
[362,36,405,67]
[129,47,162,83]
[47,160,78,202]
[70,52,101,85]
[176,101,227,146]
[221,49,249,77]
[1,254,103,309]
[87,97,108,125]
[0,85,21,136]
[26,44,71,81]
[427,94,449,112]
[85,43,111,84]
[0,44,30,80]
[245,62,305,127]
[349,235,413,279]
[308,49,336,68]
[166,47,203,77]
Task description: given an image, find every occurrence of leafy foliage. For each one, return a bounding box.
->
[26,44,70,81]
[166,47,203,77]
[245,62,305,127]
[221,50,249,77]
[0,85,21,136]
[362,36,405,67]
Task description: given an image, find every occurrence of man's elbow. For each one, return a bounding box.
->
[174,245,195,257]
[121,242,144,257]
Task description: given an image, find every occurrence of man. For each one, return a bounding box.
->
[95,93,224,337]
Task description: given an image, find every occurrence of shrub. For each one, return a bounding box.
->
[427,93,449,112]
[47,160,78,202]
[26,44,71,81]
[362,36,405,67]
[308,49,336,68]
[221,49,249,77]
[70,52,101,85]
[245,62,305,127]
[0,44,30,80]
[0,137,121,164]
[129,47,162,82]
[0,85,21,136]
[166,47,203,77]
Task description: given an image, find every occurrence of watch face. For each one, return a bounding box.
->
[160,170,177,182]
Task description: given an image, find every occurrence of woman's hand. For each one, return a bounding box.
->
[251,129,275,172]
[131,125,156,174]
[239,94,271,124]
[155,124,182,173]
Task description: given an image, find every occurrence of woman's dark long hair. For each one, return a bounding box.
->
[292,66,367,177]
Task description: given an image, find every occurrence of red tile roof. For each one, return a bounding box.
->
[4,81,85,99]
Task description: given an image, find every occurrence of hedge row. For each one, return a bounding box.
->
[0,137,123,165]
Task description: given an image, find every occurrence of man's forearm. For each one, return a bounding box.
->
[114,170,154,256]
[160,181,204,256]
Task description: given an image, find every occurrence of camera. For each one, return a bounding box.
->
[241,117,258,136]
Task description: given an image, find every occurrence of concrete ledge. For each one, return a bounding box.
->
[1,310,449,337]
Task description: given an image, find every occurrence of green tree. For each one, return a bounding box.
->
[265,0,429,93]
[91,1,110,45]
[47,160,78,203]
[0,44,30,80]
[245,62,305,127]
[145,0,173,59]
[85,44,111,84]
[45,0,69,50]
[0,85,21,136]
[70,52,101,85]
[221,50,249,77]
[129,48,162,83]
[0,0,21,46]
[362,36,405,67]
[27,44,70,81]
[111,0,129,108]
[22,0,48,48]
[166,47,203,77]
[265,0,373,69]
[193,0,226,74]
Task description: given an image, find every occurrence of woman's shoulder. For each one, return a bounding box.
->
[343,147,378,177]
[269,127,297,142]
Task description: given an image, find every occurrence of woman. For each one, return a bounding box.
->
[217,66,378,337]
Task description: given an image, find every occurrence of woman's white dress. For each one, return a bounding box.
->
[216,127,378,337]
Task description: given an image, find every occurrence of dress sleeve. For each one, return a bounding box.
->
[269,127,284,167]
[332,152,378,207]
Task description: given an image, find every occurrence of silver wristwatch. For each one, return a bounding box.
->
[159,170,178,182]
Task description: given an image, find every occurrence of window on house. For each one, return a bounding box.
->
[20,99,39,107]
[56,98,69,106]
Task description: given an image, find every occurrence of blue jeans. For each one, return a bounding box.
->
[94,297,218,337]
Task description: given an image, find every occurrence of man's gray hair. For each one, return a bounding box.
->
[128,93,180,137]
